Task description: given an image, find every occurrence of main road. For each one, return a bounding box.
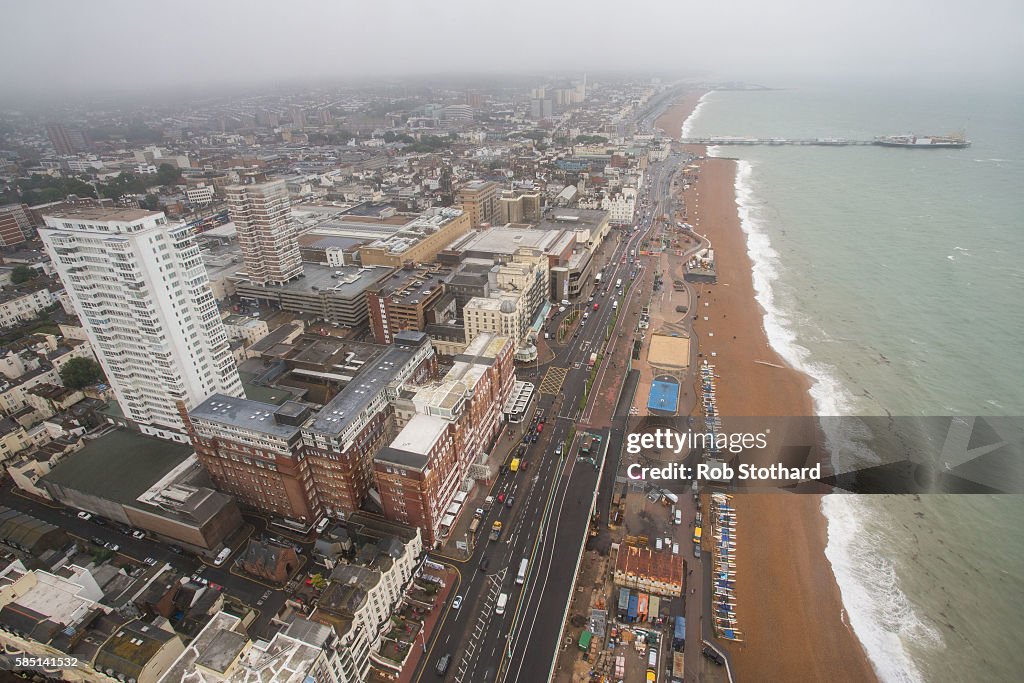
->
[412,94,690,683]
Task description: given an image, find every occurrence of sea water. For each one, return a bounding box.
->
[683,86,1024,682]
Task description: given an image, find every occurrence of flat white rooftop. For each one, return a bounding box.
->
[390,414,448,455]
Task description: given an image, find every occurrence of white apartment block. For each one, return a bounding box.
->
[39,208,243,440]
[602,186,638,225]
[185,185,215,206]
[225,179,303,286]
[0,284,61,329]
[160,611,371,683]
[462,249,548,357]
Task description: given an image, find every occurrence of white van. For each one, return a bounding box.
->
[214,547,231,566]
[612,300,618,310]
[496,592,508,615]
[674,509,682,525]
[516,558,528,585]
[655,538,663,551]
[315,517,330,534]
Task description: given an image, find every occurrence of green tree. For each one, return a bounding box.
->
[139,193,160,211]
[156,163,182,186]
[10,264,37,284]
[59,357,105,389]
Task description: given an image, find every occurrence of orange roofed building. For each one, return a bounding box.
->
[614,543,684,597]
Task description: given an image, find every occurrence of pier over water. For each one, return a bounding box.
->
[682,137,874,146]
[680,136,969,148]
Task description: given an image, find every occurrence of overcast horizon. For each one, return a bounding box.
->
[2,0,1023,102]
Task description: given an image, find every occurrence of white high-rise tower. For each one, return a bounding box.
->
[40,207,243,441]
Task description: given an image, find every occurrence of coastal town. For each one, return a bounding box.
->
[0,72,869,683]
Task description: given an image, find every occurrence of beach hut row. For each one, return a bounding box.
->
[711,492,743,642]
[699,362,722,439]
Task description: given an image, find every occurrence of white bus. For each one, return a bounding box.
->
[516,558,528,584]
[496,592,508,615]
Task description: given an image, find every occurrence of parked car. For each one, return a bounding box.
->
[77,511,92,521]
[474,508,485,519]
[103,542,119,552]
[214,547,231,566]
[702,647,725,665]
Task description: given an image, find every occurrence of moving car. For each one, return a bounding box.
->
[103,542,119,552]
[474,508,485,519]
[452,595,463,610]
[76,511,92,521]
[143,557,158,566]
[436,653,452,675]
[315,517,330,534]
[506,495,515,508]
[131,530,146,539]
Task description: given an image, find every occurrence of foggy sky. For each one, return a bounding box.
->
[2,0,1022,96]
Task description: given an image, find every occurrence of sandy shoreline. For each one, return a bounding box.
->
[655,97,878,682]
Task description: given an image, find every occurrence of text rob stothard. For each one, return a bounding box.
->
[626,462,822,482]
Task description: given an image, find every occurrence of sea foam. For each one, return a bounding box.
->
[720,151,937,683]
[680,91,711,140]
[822,496,942,683]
